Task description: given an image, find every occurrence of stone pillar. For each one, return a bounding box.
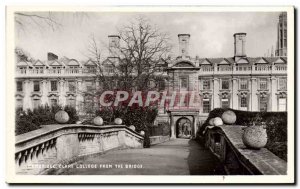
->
[76,78,84,114]
[251,78,258,111]
[213,78,220,108]
[248,79,252,110]
[232,78,238,109]
[270,77,277,111]
[193,115,199,138]
[170,115,176,139]
[58,79,66,107]
[41,80,49,106]
[23,79,32,110]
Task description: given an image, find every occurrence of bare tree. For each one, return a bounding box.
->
[85,16,171,92]
[15,12,89,33]
[15,12,62,32]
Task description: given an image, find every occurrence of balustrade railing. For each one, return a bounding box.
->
[199,64,286,75]
[15,124,144,175]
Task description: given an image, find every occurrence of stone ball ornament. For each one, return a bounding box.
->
[129,125,136,131]
[93,116,104,126]
[209,118,215,126]
[114,118,123,125]
[213,117,223,126]
[76,120,82,124]
[55,110,69,124]
[140,131,145,136]
[242,125,268,149]
[221,110,237,125]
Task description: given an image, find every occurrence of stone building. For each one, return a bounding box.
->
[15,22,287,140]
[276,12,287,56]
[163,33,287,139]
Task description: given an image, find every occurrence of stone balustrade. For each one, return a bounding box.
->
[199,64,287,76]
[203,125,287,175]
[15,124,144,175]
[16,64,287,78]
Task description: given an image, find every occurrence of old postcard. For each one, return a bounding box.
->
[6,6,295,184]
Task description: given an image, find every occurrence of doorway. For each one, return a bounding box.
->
[176,117,192,139]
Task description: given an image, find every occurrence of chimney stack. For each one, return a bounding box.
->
[233,33,246,60]
[178,34,190,58]
[47,52,58,61]
[108,35,120,58]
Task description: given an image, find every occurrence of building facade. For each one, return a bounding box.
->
[15,16,288,139]
[164,33,287,139]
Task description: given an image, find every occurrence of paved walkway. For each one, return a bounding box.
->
[51,139,223,175]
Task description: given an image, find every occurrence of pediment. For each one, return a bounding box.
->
[17,61,29,66]
[67,59,80,66]
[236,58,249,64]
[49,60,63,66]
[85,59,97,66]
[256,58,268,64]
[200,59,212,65]
[219,59,230,65]
[174,62,195,67]
[33,60,46,66]
[274,57,286,64]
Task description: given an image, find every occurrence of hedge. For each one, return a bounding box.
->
[198,108,287,161]
[15,105,79,135]
[95,106,158,148]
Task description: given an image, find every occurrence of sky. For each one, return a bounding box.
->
[15,12,280,61]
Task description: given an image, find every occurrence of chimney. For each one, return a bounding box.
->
[178,34,190,58]
[47,52,58,61]
[233,33,246,60]
[108,35,120,58]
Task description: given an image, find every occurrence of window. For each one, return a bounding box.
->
[203,80,210,90]
[203,99,211,113]
[50,99,58,107]
[33,81,40,92]
[16,81,23,92]
[221,79,230,90]
[240,97,248,111]
[221,99,230,109]
[279,78,287,90]
[240,79,248,90]
[16,99,23,109]
[33,99,41,109]
[180,77,188,90]
[278,97,287,111]
[105,65,114,74]
[259,96,268,112]
[86,81,95,91]
[69,81,76,92]
[51,81,58,91]
[68,98,76,108]
[259,78,268,90]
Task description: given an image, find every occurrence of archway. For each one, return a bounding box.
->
[176,117,192,139]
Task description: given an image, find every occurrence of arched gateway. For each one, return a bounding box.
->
[168,109,199,139]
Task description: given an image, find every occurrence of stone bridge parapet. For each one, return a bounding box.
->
[15,124,144,175]
[203,125,287,175]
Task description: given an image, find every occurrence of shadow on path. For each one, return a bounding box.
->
[187,139,226,175]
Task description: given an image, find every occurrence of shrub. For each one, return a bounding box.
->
[95,106,158,148]
[15,105,79,135]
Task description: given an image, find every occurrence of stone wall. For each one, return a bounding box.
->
[149,135,170,145]
[203,125,287,175]
[15,124,144,175]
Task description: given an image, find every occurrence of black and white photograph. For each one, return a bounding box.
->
[5,6,295,184]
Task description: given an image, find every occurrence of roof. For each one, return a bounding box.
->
[197,56,286,66]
